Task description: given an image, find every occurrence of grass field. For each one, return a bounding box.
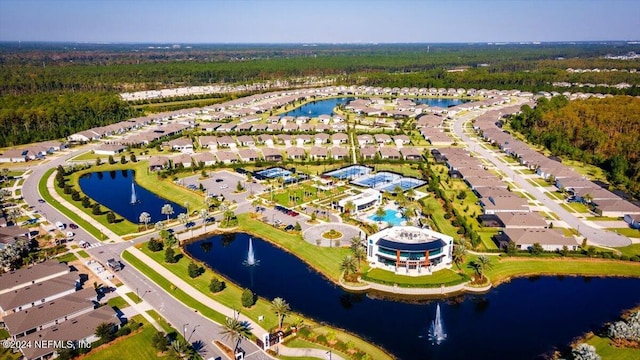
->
[107,296,130,310]
[82,316,168,360]
[587,335,640,360]
[364,268,469,287]
[56,252,78,263]
[126,292,143,304]
[606,228,640,238]
[616,243,640,257]
[484,257,640,285]
[38,168,104,240]
[77,250,90,258]
[478,229,500,250]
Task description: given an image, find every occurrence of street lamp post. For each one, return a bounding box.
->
[182,323,189,340]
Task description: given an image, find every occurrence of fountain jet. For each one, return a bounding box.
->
[130,182,137,204]
[428,304,447,345]
[243,238,259,266]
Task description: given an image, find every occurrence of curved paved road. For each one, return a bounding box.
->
[451,103,631,247]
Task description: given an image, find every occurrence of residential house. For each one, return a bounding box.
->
[480,195,529,215]
[500,228,578,252]
[217,136,237,149]
[148,156,170,172]
[360,146,378,160]
[0,272,79,315]
[309,146,328,160]
[261,148,283,162]
[236,135,256,147]
[495,212,547,229]
[198,136,218,149]
[374,134,392,145]
[296,134,312,147]
[277,134,293,147]
[357,134,374,148]
[238,149,261,162]
[286,147,307,160]
[171,153,193,168]
[330,146,349,160]
[0,149,29,163]
[314,133,330,145]
[192,152,216,167]
[400,147,423,161]
[215,151,238,164]
[0,261,70,296]
[93,144,127,156]
[257,134,274,147]
[379,147,401,160]
[393,135,411,147]
[332,133,349,146]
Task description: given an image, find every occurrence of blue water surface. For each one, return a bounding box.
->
[369,209,406,226]
[78,170,185,224]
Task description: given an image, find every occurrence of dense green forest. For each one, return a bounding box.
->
[0,92,135,146]
[0,42,638,147]
[508,96,640,197]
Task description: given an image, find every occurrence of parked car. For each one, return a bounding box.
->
[37,198,46,203]
[55,221,65,230]
[220,184,229,189]
[69,223,79,229]
[284,224,295,231]
[215,178,224,182]
[66,231,75,238]
[107,258,123,271]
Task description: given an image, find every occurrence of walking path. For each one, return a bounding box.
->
[125,247,345,360]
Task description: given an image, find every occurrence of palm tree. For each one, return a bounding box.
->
[223,209,235,227]
[352,246,366,271]
[154,221,165,232]
[471,255,493,281]
[374,206,386,222]
[161,204,174,221]
[199,208,209,231]
[271,297,291,330]
[177,212,188,225]
[168,338,194,359]
[220,313,253,354]
[350,236,364,252]
[344,200,355,215]
[139,212,151,230]
[340,255,358,278]
[406,188,417,201]
[452,244,467,270]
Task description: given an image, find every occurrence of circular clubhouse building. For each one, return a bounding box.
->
[366,226,453,276]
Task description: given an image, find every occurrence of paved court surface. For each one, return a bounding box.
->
[302,223,364,247]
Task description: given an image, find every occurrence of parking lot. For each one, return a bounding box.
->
[180,170,265,203]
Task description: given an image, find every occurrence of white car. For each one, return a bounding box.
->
[55,221,65,231]
[66,231,75,238]
[220,184,229,189]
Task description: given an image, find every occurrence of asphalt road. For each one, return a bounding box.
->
[450,106,631,247]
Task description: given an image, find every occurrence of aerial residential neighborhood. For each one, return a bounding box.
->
[0,1,639,360]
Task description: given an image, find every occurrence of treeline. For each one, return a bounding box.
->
[0,92,136,147]
[508,96,640,197]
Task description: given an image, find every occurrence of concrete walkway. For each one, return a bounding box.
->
[125,247,345,360]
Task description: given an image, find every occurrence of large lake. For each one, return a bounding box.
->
[79,170,185,224]
[282,97,468,118]
[186,233,640,360]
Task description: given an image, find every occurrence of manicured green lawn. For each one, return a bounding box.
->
[485,257,640,284]
[82,316,167,360]
[77,250,90,258]
[616,243,640,257]
[567,202,591,213]
[364,268,469,287]
[107,296,130,310]
[56,252,78,263]
[606,228,640,238]
[478,229,499,250]
[38,168,104,240]
[545,191,564,200]
[125,292,143,304]
[72,151,112,161]
[587,334,640,360]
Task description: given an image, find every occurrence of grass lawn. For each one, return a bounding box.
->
[126,292,143,304]
[616,244,640,257]
[520,191,536,200]
[77,250,90,258]
[558,202,577,213]
[606,228,640,238]
[586,216,622,221]
[484,257,640,285]
[107,296,130,310]
[567,202,591,213]
[420,196,458,238]
[545,191,564,201]
[478,229,499,250]
[72,151,112,161]
[82,316,169,360]
[237,213,350,280]
[587,334,640,360]
[56,252,78,263]
[38,168,105,240]
[364,268,469,287]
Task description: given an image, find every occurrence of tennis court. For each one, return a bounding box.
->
[324,165,372,180]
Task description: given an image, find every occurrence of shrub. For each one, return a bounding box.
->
[115,326,131,337]
[164,247,177,263]
[152,331,168,352]
[209,278,226,293]
[316,335,327,344]
[82,196,91,208]
[92,203,102,215]
[241,288,256,308]
[106,212,116,224]
[444,213,452,219]
[188,261,203,278]
[147,238,164,252]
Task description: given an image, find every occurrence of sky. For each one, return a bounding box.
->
[0,0,638,43]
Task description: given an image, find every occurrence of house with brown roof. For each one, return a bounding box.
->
[0,272,79,315]
[284,123,299,132]
[167,137,193,153]
[480,195,529,215]
[0,261,69,296]
[286,147,307,160]
[192,152,216,167]
[215,150,239,164]
[314,133,330,145]
[171,153,193,168]
[309,146,328,160]
[277,134,293,147]
[374,133,392,145]
[400,147,423,161]
[217,136,237,149]
[236,135,256,147]
[330,147,349,160]
[315,123,330,132]
[332,133,349,146]
[593,199,640,217]
[357,134,374,147]
[393,135,411,147]
[19,306,118,360]
[256,134,273,147]
[267,123,283,132]
[496,212,547,229]
[199,136,218,149]
[94,144,127,156]
[261,148,283,162]
[0,149,29,163]
[148,156,170,172]
[296,134,312,147]
[500,228,578,252]
[360,146,378,160]
[238,149,261,162]
[379,147,401,160]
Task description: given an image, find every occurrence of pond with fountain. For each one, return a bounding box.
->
[185,233,640,360]
[78,169,185,225]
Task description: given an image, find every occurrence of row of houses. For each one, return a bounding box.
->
[0,140,68,163]
[474,105,640,218]
[435,146,577,252]
[200,121,347,133]
[0,261,118,360]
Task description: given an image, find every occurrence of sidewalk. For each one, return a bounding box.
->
[126,247,345,360]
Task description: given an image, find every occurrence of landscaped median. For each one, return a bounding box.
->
[123,245,393,360]
[38,168,105,240]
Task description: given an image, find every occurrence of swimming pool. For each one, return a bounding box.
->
[368,209,406,226]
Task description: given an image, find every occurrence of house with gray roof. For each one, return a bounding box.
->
[501,228,578,252]
[0,272,79,315]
